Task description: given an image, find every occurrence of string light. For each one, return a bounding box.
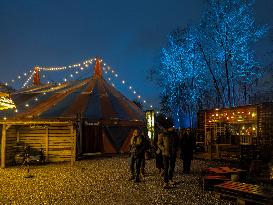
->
[3,56,159,114]
[38,57,95,71]
[94,58,161,113]
[22,71,35,88]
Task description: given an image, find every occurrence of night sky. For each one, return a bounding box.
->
[0,0,272,109]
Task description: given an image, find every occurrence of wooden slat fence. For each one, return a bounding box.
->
[4,123,76,166]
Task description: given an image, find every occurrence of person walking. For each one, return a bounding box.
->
[180,128,196,174]
[158,127,179,188]
[140,130,151,176]
[155,130,164,176]
[129,128,146,182]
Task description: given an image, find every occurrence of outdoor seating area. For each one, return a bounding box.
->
[202,165,273,204]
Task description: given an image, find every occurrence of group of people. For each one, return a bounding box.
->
[129,126,196,189]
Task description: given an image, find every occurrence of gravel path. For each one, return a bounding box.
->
[0,157,231,205]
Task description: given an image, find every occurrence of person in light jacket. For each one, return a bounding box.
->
[157,127,179,188]
[129,129,146,182]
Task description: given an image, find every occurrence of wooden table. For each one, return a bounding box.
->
[207,166,245,175]
[214,181,273,205]
[202,166,247,191]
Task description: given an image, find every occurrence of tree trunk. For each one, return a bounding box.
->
[199,44,224,107]
[225,57,231,107]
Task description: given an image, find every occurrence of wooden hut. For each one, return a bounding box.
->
[0,120,76,168]
[197,103,273,162]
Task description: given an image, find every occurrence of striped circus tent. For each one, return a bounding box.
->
[3,59,145,155]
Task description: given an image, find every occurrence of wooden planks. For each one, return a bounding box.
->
[214,181,273,204]
[3,123,76,166]
[1,124,6,168]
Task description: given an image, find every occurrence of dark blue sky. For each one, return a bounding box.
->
[0,0,272,109]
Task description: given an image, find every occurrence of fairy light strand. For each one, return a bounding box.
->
[4,56,160,114]
[100,59,156,112]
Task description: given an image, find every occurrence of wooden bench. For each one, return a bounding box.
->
[214,181,273,205]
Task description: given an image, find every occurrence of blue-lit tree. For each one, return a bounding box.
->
[157,0,268,127]
[200,0,267,107]
[159,27,208,128]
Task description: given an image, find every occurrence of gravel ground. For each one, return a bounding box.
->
[0,157,231,205]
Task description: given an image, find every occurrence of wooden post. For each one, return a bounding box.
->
[70,125,75,166]
[73,128,77,162]
[16,129,20,143]
[45,127,49,161]
[216,144,219,159]
[1,124,7,168]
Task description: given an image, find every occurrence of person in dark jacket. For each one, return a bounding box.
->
[140,130,151,176]
[158,127,179,188]
[154,130,164,175]
[129,129,146,182]
[180,128,196,174]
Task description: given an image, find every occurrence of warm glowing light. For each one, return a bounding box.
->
[0,95,16,110]
[146,110,155,140]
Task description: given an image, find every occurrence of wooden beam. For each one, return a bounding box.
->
[73,128,77,163]
[1,124,7,168]
[70,125,75,166]
[45,127,49,161]
[16,129,20,143]
[0,121,72,125]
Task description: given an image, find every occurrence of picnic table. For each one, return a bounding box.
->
[214,181,273,205]
[202,166,247,191]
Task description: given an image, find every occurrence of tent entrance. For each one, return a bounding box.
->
[82,123,102,154]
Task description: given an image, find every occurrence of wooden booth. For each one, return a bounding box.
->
[197,103,273,163]
[0,120,76,168]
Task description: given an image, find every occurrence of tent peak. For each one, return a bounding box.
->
[93,58,102,79]
[33,67,41,86]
